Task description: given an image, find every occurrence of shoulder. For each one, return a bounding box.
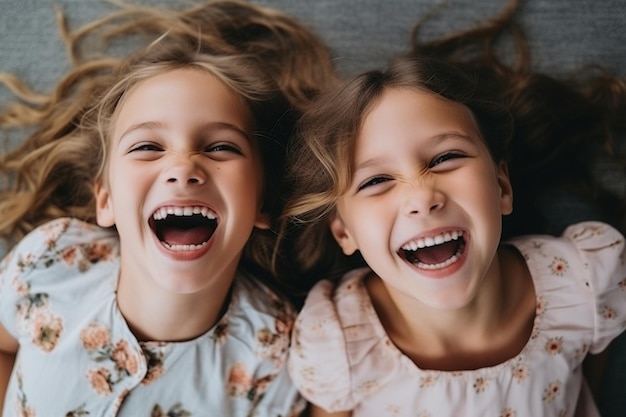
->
[508,221,624,281]
[562,222,626,352]
[0,218,119,343]
[288,268,400,411]
[1,218,119,277]
[560,222,625,291]
[561,221,625,261]
[222,270,297,362]
[509,221,626,352]
[0,218,119,306]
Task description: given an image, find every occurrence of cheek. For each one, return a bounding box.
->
[247,162,266,206]
[224,165,264,209]
[107,164,152,214]
[344,202,391,251]
[460,166,502,205]
[465,173,507,237]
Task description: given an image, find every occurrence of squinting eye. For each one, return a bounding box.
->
[206,143,243,155]
[357,176,391,191]
[429,152,465,168]
[129,143,162,153]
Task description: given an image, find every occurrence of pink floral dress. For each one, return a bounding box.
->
[0,218,303,417]
[288,222,626,417]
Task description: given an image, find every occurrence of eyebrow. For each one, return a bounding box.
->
[354,132,475,171]
[117,121,252,143]
[118,121,161,141]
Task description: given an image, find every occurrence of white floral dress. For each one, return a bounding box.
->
[0,218,304,417]
[288,222,626,417]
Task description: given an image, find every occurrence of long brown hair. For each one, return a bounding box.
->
[409,0,626,238]
[0,0,337,238]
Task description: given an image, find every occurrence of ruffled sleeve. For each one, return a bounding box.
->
[0,219,72,337]
[288,269,400,412]
[288,279,354,411]
[563,221,626,353]
[0,218,119,338]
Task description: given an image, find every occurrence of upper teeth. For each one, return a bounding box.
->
[152,206,217,221]
[402,230,463,251]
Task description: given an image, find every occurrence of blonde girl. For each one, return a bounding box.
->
[0,1,336,415]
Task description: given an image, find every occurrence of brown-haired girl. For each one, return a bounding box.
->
[281,2,626,416]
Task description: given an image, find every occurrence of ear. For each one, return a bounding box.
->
[254,211,271,230]
[329,214,358,256]
[496,161,513,216]
[94,180,115,227]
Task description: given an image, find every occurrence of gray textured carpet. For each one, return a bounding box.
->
[2,0,625,89]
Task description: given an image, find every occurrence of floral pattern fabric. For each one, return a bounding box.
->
[288,221,626,417]
[0,218,303,417]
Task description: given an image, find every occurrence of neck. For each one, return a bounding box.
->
[368,245,535,370]
[116,270,234,343]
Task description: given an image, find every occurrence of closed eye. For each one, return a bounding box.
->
[428,152,466,169]
[357,176,392,191]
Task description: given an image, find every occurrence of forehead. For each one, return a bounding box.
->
[355,87,481,150]
[363,87,478,131]
[112,67,254,139]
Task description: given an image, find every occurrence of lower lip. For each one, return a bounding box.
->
[152,233,214,261]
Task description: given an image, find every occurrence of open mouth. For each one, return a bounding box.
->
[399,230,465,270]
[149,205,218,251]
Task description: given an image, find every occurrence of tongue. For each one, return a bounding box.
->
[161,226,213,246]
[415,240,458,264]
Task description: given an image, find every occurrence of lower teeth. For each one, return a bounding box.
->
[163,241,208,251]
[413,241,465,270]
[417,254,459,270]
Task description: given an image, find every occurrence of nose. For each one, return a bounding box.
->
[164,155,206,186]
[403,180,445,216]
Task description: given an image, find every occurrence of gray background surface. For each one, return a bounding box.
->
[1,0,625,91]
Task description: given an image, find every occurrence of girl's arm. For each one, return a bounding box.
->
[308,404,352,417]
[0,323,18,415]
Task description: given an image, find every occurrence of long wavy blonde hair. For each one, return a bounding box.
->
[0,1,338,287]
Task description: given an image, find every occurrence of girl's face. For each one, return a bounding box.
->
[95,67,268,295]
[330,87,513,311]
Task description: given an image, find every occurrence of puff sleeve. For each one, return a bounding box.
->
[287,279,355,411]
[563,221,626,353]
[0,218,119,339]
[287,270,401,413]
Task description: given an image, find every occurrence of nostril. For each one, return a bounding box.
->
[166,177,202,184]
